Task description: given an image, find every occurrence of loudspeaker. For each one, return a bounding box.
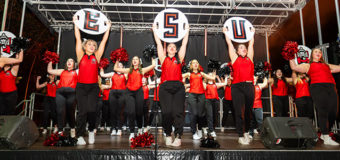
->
[0,116,39,149]
[261,117,318,149]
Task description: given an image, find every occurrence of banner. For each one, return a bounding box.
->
[74,8,109,35]
[223,17,254,43]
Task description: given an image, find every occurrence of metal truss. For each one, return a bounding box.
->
[26,0,307,34]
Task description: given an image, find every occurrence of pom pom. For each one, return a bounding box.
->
[142,45,157,62]
[200,136,220,148]
[42,50,59,64]
[255,61,272,80]
[207,59,221,72]
[99,58,110,69]
[144,70,155,78]
[281,41,298,61]
[10,37,30,53]
[218,62,232,78]
[130,132,155,148]
[264,62,272,72]
[44,132,77,147]
[110,47,129,64]
[199,65,204,72]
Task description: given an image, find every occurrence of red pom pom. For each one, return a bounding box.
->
[43,133,60,146]
[199,65,204,72]
[129,132,155,149]
[281,41,298,61]
[99,58,110,69]
[42,50,59,64]
[144,70,155,78]
[264,62,272,72]
[110,47,129,64]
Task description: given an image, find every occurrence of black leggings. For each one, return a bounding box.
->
[125,88,144,133]
[55,87,76,130]
[42,96,57,128]
[187,93,206,134]
[76,83,99,137]
[205,99,219,132]
[295,96,314,119]
[159,81,185,138]
[222,100,235,127]
[0,91,18,115]
[272,95,289,117]
[143,99,150,127]
[310,83,338,134]
[101,100,110,127]
[95,97,103,128]
[109,89,125,130]
[231,82,254,137]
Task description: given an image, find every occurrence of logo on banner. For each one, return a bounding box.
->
[295,45,311,64]
[74,8,109,35]
[224,17,254,43]
[153,8,189,43]
[0,31,16,58]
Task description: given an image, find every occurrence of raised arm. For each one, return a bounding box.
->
[247,28,255,61]
[142,59,156,74]
[10,53,22,77]
[95,21,111,62]
[182,72,190,79]
[47,62,64,76]
[201,72,216,80]
[329,64,340,73]
[178,24,190,63]
[100,68,114,78]
[113,61,129,74]
[73,15,84,62]
[259,77,268,89]
[0,50,23,67]
[289,59,309,73]
[36,76,47,89]
[152,24,166,64]
[223,27,238,63]
[291,71,298,85]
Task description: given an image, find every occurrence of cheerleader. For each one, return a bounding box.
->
[204,73,226,138]
[36,75,58,134]
[73,15,111,145]
[142,77,151,132]
[268,69,293,117]
[223,27,255,145]
[182,60,215,140]
[221,76,234,132]
[292,72,313,119]
[95,77,111,132]
[113,57,155,141]
[152,24,189,147]
[0,50,23,115]
[101,79,111,130]
[47,60,77,137]
[290,48,340,145]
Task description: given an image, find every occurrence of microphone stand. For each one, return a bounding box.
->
[152,75,160,160]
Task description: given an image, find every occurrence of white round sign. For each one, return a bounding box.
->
[74,8,109,35]
[0,31,16,58]
[153,8,189,43]
[223,17,254,43]
[295,45,311,64]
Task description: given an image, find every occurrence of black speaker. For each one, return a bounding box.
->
[261,117,318,149]
[0,116,39,149]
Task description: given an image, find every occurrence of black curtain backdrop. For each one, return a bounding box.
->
[59,30,271,113]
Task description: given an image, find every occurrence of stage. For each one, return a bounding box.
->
[1,129,340,160]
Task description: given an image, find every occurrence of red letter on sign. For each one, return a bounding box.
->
[232,20,247,40]
[164,12,179,38]
[84,10,99,32]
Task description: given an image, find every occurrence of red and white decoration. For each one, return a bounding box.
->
[0,31,16,57]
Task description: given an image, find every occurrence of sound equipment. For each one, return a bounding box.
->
[261,117,318,149]
[0,116,39,149]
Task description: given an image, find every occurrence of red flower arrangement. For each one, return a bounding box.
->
[99,58,110,69]
[144,70,155,78]
[42,50,59,64]
[110,47,129,63]
[130,132,155,148]
[281,41,298,61]
[43,133,61,146]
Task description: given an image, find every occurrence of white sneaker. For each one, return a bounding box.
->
[100,127,105,132]
[197,130,203,138]
[193,132,201,140]
[254,129,259,134]
[164,136,173,146]
[210,131,217,138]
[322,134,339,146]
[88,131,95,144]
[221,127,225,132]
[53,127,58,134]
[111,130,117,136]
[70,128,76,138]
[77,136,86,145]
[171,138,181,147]
[202,128,208,137]
[93,129,97,134]
[116,130,122,136]
[138,128,143,135]
[106,127,111,132]
[42,129,47,135]
[129,133,135,142]
[122,126,127,131]
[244,132,252,143]
[144,126,151,133]
[238,137,250,145]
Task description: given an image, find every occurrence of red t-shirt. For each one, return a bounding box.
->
[58,70,77,88]
[46,82,57,97]
[78,54,98,84]
[295,78,311,98]
[143,85,149,99]
[224,86,232,100]
[112,73,126,90]
[161,57,182,83]
[272,79,288,96]
[232,56,254,84]
[253,85,262,108]
[205,83,219,100]
[102,89,110,101]
[189,72,205,94]
[308,62,335,84]
[0,70,17,93]
[126,69,143,91]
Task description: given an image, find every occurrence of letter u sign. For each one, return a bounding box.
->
[224,17,254,43]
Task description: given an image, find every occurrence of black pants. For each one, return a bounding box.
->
[42,96,57,128]
[55,87,76,130]
[295,96,314,119]
[125,88,144,133]
[188,93,206,134]
[0,91,18,115]
[95,97,103,128]
[110,89,126,130]
[310,83,338,134]
[148,101,162,126]
[143,99,150,127]
[231,82,254,137]
[272,95,289,117]
[159,81,185,138]
[101,100,110,127]
[205,99,219,132]
[76,83,99,137]
[222,100,235,127]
